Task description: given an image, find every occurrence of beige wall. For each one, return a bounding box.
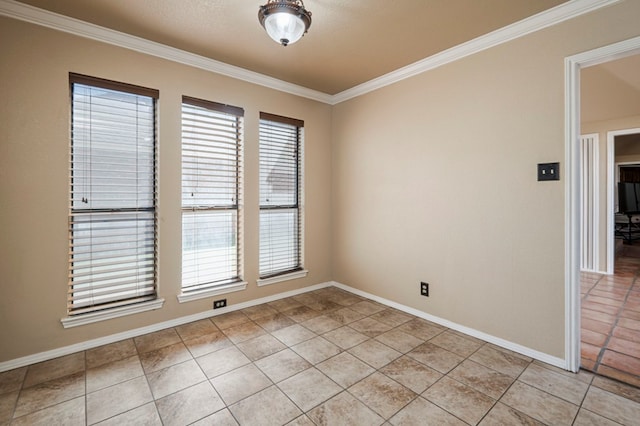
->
[581,57,640,124]
[0,17,332,362]
[616,154,640,163]
[331,1,640,358]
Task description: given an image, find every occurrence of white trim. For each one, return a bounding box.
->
[177,281,248,303]
[0,0,621,106]
[592,135,601,273]
[564,35,640,68]
[257,269,308,287]
[607,136,616,274]
[565,53,582,373]
[565,36,640,373]
[1,282,332,373]
[60,298,165,329]
[331,0,621,104]
[580,133,600,273]
[607,128,640,275]
[331,282,565,368]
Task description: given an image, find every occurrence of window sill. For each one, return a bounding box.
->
[257,269,308,287]
[177,281,247,303]
[61,298,165,329]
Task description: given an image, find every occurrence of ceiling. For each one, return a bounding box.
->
[14,0,568,95]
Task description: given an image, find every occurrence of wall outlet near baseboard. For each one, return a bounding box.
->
[420,282,429,297]
[213,299,227,309]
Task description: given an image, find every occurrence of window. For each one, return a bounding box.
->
[259,112,305,282]
[181,97,244,295]
[68,74,158,317]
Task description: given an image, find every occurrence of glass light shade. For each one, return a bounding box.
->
[258,1,312,47]
[264,12,306,46]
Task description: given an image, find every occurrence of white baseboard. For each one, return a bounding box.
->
[1,279,566,372]
[0,281,332,373]
[331,281,567,370]
[580,268,607,275]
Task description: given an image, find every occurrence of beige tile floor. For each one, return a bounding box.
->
[581,243,640,388]
[1,286,640,425]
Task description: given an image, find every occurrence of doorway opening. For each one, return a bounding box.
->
[567,36,640,386]
[565,37,640,380]
[580,130,640,386]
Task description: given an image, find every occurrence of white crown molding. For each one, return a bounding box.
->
[0,0,333,104]
[0,0,622,103]
[330,0,621,104]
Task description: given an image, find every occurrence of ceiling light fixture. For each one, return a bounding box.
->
[258,0,312,47]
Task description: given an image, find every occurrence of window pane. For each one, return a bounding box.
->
[259,208,300,276]
[72,85,155,210]
[182,210,238,290]
[259,121,298,207]
[70,212,156,309]
[182,106,239,207]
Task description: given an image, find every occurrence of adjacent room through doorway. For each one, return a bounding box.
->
[578,52,640,387]
[580,144,640,386]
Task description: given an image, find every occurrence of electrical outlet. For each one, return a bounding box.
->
[213,299,227,309]
[420,282,429,297]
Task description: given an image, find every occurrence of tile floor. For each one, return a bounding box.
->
[2,286,640,425]
[581,243,640,388]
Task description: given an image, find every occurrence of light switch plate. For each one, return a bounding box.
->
[538,162,559,181]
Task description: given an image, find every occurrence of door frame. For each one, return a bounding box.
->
[607,130,640,275]
[565,35,640,372]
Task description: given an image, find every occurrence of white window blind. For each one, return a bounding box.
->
[259,112,303,278]
[69,73,158,315]
[182,96,244,292]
